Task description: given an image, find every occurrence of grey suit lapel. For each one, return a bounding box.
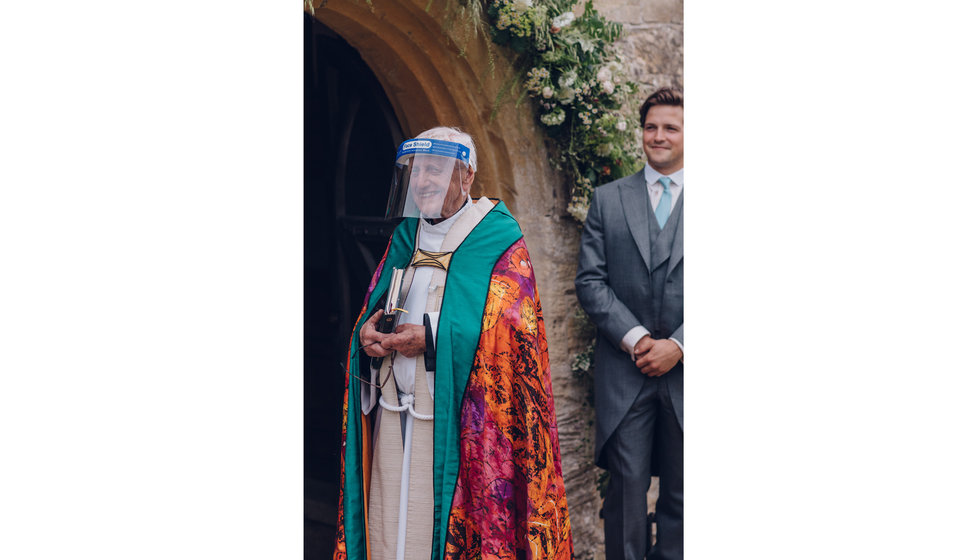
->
[619,171,652,271]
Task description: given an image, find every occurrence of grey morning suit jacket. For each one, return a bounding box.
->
[575,169,684,472]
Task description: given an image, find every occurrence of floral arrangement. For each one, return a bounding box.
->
[480,0,644,222]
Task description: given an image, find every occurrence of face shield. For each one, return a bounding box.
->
[385,138,472,219]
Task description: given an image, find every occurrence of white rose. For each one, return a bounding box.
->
[597,67,612,82]
[616,119,627,131]
[551,11,575,29]
[542,86,554,99]
[602,80,615,94]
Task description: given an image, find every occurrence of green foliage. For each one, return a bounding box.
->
[472,0,644,222]
[570,336,595,407]
[597,470,610,498]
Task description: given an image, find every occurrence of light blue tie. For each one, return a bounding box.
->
[654,176,672,228]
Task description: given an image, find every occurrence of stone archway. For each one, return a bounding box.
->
[308,0,605,555]
[312,0,528,207]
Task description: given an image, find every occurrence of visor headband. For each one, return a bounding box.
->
[396,138,471,167]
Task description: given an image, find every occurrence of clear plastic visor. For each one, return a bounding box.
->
[386,141,470,219]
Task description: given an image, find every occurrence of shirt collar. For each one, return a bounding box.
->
[644,163,684,188]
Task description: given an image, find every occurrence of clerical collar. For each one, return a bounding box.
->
[422,197,472,229]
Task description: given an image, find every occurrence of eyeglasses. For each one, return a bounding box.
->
[342,351,394,391]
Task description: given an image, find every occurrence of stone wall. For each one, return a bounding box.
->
[600,0,683,93]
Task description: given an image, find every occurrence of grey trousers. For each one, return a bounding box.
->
[603,374,683,560]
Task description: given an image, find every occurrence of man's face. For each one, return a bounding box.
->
[642,104,684,175]
[409,156,472,218]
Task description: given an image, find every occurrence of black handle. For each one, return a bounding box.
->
[370,313,397,369]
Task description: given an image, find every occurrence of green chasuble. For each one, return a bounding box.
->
[337,201,522,559]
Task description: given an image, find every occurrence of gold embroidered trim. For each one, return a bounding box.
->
[410,249,452,270]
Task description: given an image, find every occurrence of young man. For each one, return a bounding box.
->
[576,88,684,560]
[334,126,573,560]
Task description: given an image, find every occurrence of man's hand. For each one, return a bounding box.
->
[360,310,393,358]
[381,324,426,358]
[634,336,682,377]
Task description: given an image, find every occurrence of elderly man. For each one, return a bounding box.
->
[333,126,573,560]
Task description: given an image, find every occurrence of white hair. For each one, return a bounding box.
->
[414,126,477,173]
